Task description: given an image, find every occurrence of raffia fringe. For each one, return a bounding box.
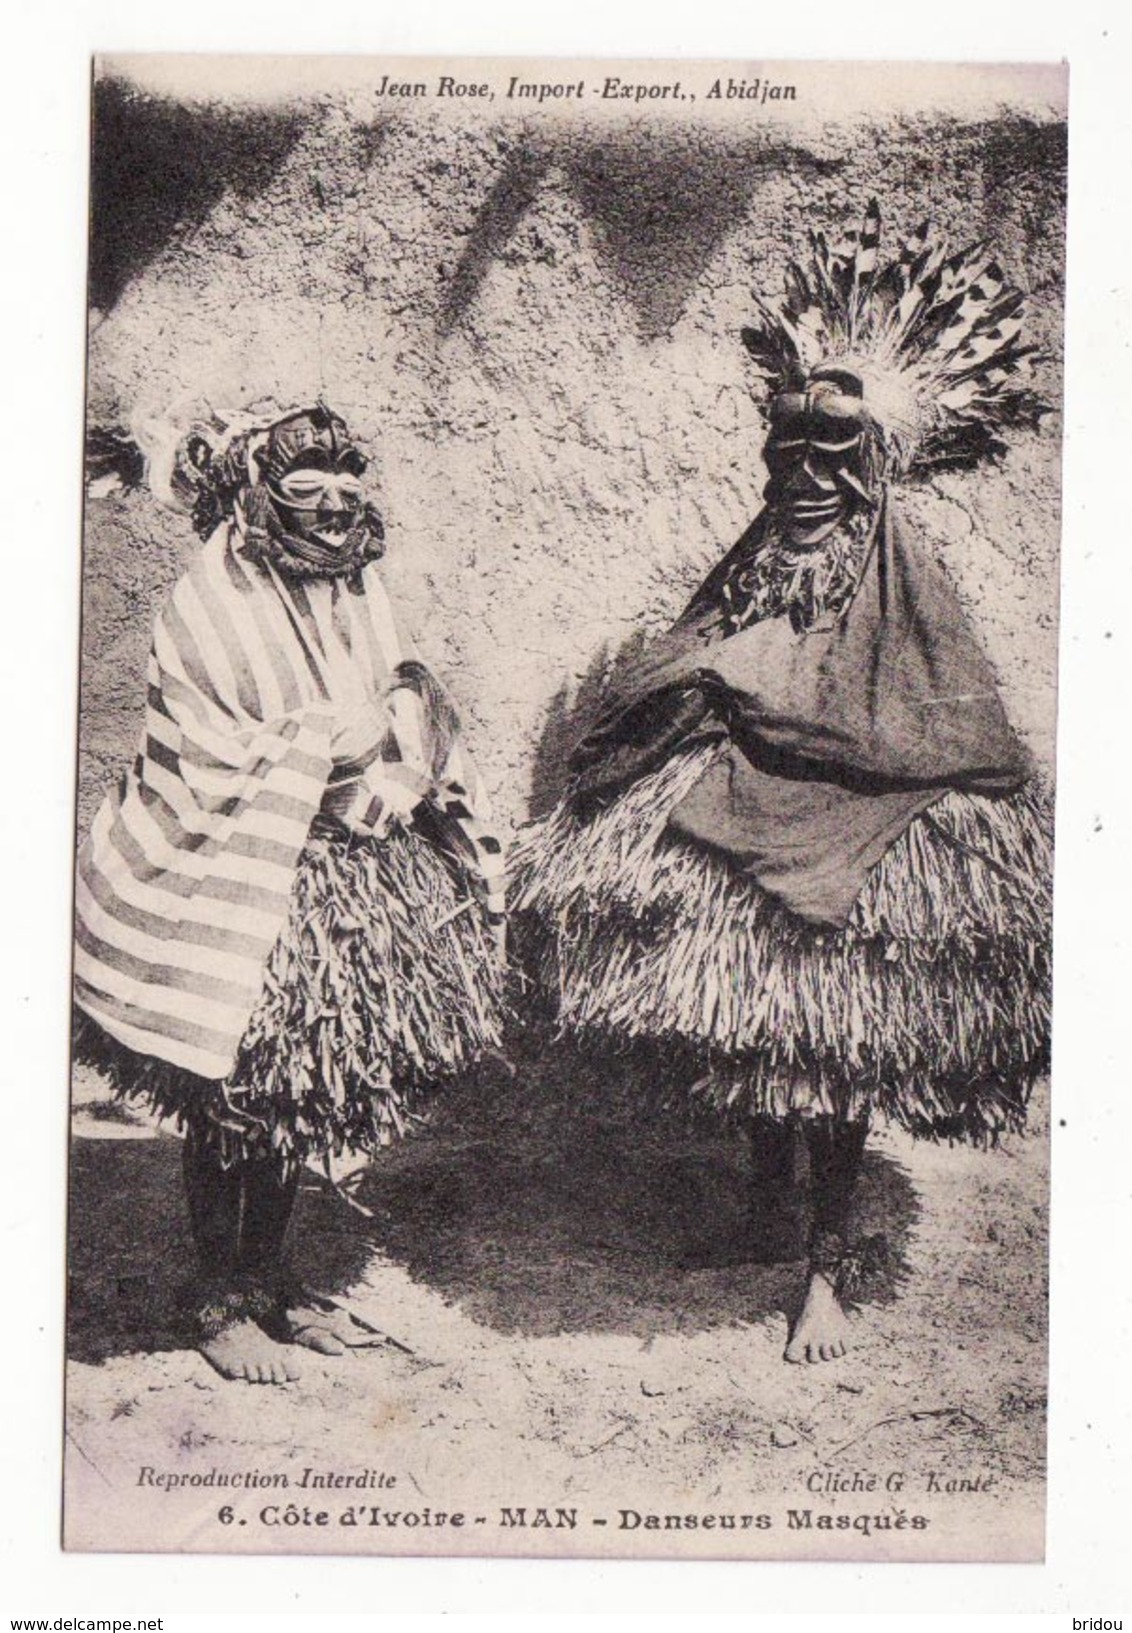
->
[509,743,1052,1141]
[75,823,505,1166]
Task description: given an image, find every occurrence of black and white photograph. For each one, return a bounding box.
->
[63,52,1065,1563]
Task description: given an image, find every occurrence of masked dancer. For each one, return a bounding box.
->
[75,405,506,1384]
[511,205,1053,1364]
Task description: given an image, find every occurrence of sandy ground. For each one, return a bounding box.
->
[65,1045,1049,1561]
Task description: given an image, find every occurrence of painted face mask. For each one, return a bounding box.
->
[763,369,875,549]
[244,407,385,575]
[268,466,367,553]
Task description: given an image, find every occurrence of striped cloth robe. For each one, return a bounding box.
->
[75,521,504,1082]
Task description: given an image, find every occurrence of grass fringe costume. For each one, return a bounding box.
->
[511,207,1053,1312]
[512,493,1052,1142]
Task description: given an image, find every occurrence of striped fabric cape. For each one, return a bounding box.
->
[75,519,500,1081]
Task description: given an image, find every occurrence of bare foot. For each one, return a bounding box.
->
[199,1319,301,1384]
[784,1271,852,1364]
[284,1295,405,1357]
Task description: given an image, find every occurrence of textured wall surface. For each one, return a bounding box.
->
[79,77,1066,840]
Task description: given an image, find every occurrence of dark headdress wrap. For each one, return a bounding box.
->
[570,496,1028,927]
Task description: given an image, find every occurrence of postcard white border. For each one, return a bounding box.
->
[4,0,1128,1623]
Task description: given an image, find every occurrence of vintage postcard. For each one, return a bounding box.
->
[66,53,1066,1561]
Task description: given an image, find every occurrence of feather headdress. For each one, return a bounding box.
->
[741,200,1049,477]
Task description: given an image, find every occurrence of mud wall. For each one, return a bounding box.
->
[79,75,1066,838]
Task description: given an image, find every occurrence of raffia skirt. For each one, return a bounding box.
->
[74,816,506,1171]
[509,742,1052,1143]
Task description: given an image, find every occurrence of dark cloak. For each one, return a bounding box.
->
[569,495,1029,927]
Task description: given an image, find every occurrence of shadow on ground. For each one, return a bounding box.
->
[66,1130,377,1366]
[357,1037,920,1339]
[68,1039,920,1363]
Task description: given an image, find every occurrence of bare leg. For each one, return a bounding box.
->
[784,1115,868,1364]
[182,1122,302,1385]
[747,1114,811,1263]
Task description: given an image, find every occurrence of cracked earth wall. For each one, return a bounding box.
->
[78,79,1066,839]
